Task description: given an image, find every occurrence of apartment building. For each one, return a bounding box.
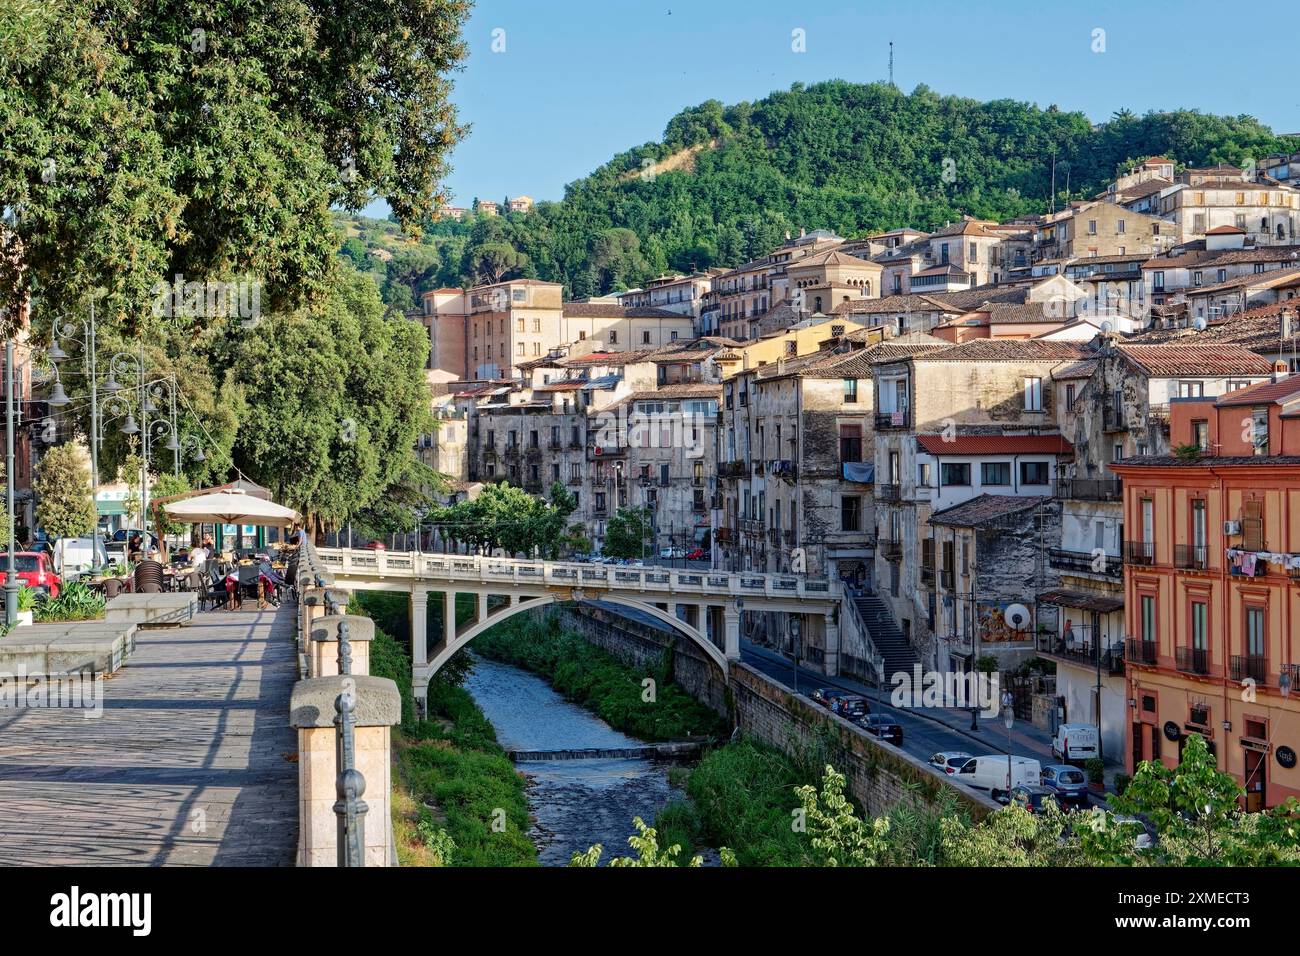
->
[871,338,1087,669]
[616,272,716,322]
[1155,178,1300,246]
[561,301,695,351]
[422,279,565,381]
[1111,390,1300,808]
[1035,201,1170,261]
[714,229,843,340]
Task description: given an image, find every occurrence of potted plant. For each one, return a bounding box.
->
[15,585,36,627]
[1085,757,1105,793]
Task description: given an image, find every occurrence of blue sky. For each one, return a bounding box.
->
[362,0,1297,218]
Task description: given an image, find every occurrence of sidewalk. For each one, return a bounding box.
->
[742,641,1055,759]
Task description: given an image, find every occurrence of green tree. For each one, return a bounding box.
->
[795,766,893,866]
[464,241,528,285]
[149,472,193,537]
[602,506,653,559]
[33,442,96,539]
[570,817,734,868]
[1,0,470,325]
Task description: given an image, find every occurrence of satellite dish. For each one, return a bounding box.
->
[1099,319,1115,334]
[1004,603,1032,631]
[1193,317,1208,331]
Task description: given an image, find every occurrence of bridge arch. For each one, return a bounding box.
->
[424,592,729,689]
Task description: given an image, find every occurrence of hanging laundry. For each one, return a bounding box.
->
[1242,553,1258,576]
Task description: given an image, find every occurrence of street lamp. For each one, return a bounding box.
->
[789,613,802,689]
[1002,689,1015,798]
[49,303,103,568]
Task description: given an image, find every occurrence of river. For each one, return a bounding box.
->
[463,655,682,865]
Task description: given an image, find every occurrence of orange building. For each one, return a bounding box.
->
[1112,375,1300,810]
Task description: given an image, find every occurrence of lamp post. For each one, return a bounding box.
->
[4,338,16,626]
[48,301,102,567]
[789,613,802,690]
[1001,689,1015,798]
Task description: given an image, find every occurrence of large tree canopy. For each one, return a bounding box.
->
[0,0,469,324]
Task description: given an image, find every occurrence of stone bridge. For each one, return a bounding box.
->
[312,548,848,704]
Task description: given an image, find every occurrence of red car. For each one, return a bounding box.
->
[364,540,386,550]
[686,547,705,561]
[0,551,62,598]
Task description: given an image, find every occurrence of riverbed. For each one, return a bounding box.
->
[464,655,681,865]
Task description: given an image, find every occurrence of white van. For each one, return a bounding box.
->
[954,755,1042,801]
[1052,723,1100,764]
[52,536,109,580]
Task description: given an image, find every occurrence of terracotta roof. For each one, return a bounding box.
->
[1125,302,1300,353]
[1116,344,1274,377]
[929,494,1052,528]
[831,294,954,316]
[1052,359,1100,381]
[913,264,972,278]
[532,379,587,393]
[607,383,722,410]
[1206,225,1246,235]
[1214,376,1300,407]
[929,219,1002,238]
[921,340,1095,362]
[916,435,1073,456]
[558,350,655,367]
[562,303,685,319]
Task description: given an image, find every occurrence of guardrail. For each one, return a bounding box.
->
[315,547,842,602]
[840,590,884,684]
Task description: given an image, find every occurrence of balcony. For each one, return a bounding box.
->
[549,439,564,451]
[1284,664,1300,692]
[939,568,954,589]
[717,461,747,479]
[880,539,903,561]
[1055,478,1123,502]
[877,483,901,503]
[1123,540,1154,565]
[920,566,935,586]
[1125,638,1158,666]
[1230,655,1268,684]
[875,410,910,431]
[1049,547,1122,580]
[1175,646,1210,675]
[568,475,583,487]
[589,443,626,459]
[1174,543,1209,571]
[1043,630,1125,674]
[1147,403,1170,431]
[1102,405,1130,433]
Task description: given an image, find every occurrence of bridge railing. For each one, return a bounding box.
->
[315,547,842,602]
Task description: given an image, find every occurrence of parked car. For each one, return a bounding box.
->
[110,528,159,548]
[1052,722,1100,764]
[928,752,974,775]
[1008,784,1061,813]
[1040,764,1090,807]
[659,546,686,559]
[1113,814,1158,851]
[685,547,705,561]
[833,695,870,720]
[859,713,903,745]
[52,536,110,580]
[954,755,1042,802]
[364,540,386,550]
[0,551,61,599]
[810,688,845,710]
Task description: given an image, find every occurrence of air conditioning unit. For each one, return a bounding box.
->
[1223,520,1241,536]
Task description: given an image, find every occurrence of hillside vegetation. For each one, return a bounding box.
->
[340,79,1295,306]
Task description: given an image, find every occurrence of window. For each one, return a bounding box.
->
[1191,602,1207,651]
[841,496,861,532]
[1193,271,1203,287]
[1065,383,1076,407]
[516,318,525,332]
[1019,461,1049,485]
[917,462,931,487]
[641,331,651,344]
[1117,219,1126,234]
[1152,270,1165,291]
[980,461,1011,485]
[940,462,971,486]
[1245,607,1265,657]
[1087,219,1097,235]
[1192,419,1209,450]
[1178,380,1204,398]
[843,379,858,403]
[839,425,862,463]
[1242,498,1264,551]
[1141,595,1156,642]
[608,331,617,344]
[969,242,978,262]
[1024,377,1043,411]
[516,342,525,356]
[1252,408,1269,454]
[532,342,541,355]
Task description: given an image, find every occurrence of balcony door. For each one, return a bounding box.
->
[1141,498,1154,561]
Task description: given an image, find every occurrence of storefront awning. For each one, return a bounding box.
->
[1036,588,1123,614]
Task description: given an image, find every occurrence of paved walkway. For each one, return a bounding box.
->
[0,605,299,866]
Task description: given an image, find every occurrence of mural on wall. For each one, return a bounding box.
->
[977,601,1038,642]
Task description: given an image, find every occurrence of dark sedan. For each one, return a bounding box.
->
[1008,785,1061,814]
[858,714,903,746]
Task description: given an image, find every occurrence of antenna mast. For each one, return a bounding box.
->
[889,42,895,87]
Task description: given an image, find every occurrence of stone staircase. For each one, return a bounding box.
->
[853,593,918,682]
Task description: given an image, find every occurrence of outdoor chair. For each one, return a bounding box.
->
[133,559,165,594]
[102,577,125,600]
[198,568,229,611]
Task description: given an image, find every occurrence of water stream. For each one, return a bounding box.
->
[463,655,682,865]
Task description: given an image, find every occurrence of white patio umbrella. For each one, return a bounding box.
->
[162,488,299,525]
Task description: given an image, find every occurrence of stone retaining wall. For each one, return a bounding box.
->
[561,604,997,821]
